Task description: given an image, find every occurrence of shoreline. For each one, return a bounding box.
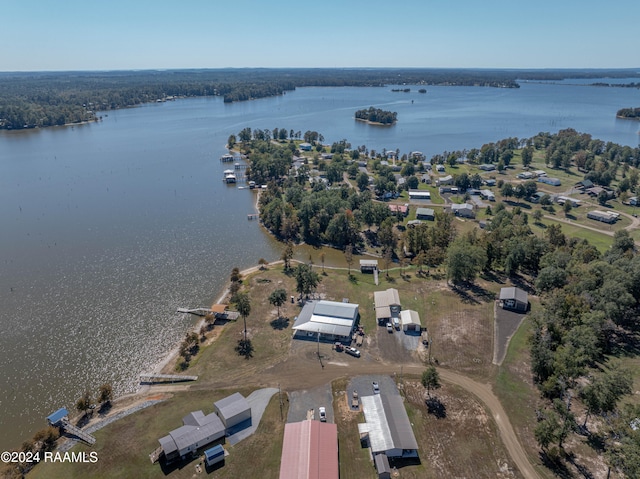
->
[149,188,264,378]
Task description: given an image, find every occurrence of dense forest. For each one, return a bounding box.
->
[354,107,398,125]
[1,68,639,130]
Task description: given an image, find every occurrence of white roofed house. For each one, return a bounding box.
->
[292,300,359,342]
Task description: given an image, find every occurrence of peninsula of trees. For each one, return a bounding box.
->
[616,107,640,119]
[2,68,639,130]
[355,107,397,125]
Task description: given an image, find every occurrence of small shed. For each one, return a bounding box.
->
[374,454,391,479]
[360,259,378,273]
[46,408,69,426]
[499,287,528,312]
[204,444,227,467]
[214,393,251,429]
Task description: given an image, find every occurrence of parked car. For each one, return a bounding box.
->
[334,342,344,352]
[386,322,393,333]
[319,406,326,422]
[393,317,400,330]
[372,381,380,394]
[345,347,361,358]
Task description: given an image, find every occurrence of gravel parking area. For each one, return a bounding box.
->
[286,383,334,424]
[376,325,418,363]
[347,374,399,408]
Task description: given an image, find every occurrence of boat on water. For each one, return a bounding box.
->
[223,169,237,183]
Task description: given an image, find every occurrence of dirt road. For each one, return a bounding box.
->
[254,355,542,479]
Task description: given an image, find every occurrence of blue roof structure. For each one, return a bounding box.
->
[204,444,225,461]
[46,407,69,425]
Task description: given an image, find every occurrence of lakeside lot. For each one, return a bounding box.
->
[21,135,640,479]
[26,262,619,479]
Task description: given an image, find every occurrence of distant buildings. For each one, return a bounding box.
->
[450,203,475,219]
[587,210,618,224]
[538,177,561,186]
[416,207,435,221]
[408,189,431,200]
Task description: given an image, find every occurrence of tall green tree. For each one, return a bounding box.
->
[446,238,487,284]
[421,366,441,398]
[236,292,251,342]
[268,288,287,319]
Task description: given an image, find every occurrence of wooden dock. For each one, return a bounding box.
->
[140,373,198,384]
[247,213,259,220]
[177,307,212,316]
[61,421,96,445]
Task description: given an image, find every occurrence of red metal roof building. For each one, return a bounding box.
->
[279,419,338,479]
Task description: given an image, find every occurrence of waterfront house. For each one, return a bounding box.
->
[158,410,226,463]
[292,300,359,342]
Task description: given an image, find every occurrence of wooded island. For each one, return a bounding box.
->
[354,107,397,125]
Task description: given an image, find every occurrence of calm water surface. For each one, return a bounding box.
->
[0,81,638,449]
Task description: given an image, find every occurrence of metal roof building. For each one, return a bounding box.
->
[499,287,529,312]
[214,392,251,429]
[374,289,401,323]
[399,309,422,332]
[358,394,419,458]
[279,420,338,479]
[292,300,359,341]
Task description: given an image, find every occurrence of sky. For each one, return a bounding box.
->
[1,0,638,71]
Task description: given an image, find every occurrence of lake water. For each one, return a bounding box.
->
[0,81,639,449]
